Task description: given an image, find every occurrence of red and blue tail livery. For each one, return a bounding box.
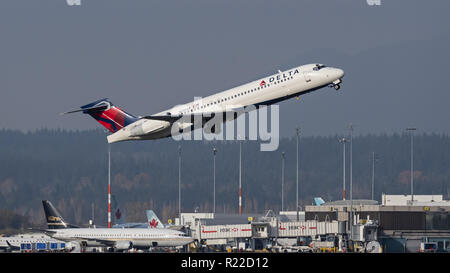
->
[79,98,138,133]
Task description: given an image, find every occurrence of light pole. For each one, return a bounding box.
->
[349,124,353,240]
[239,140,242,215]
[339,138,348,200]
[406,128,416,204]
[213,147,217,214]
[107,143,111,228]
[91,202,95,228]
[295,128,300,221]
[371,152,379,201]
[281,151,285,212]
[178,145,182,217]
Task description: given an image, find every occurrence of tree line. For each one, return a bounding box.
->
[0,129,449,229]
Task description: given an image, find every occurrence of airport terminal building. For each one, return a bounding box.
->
[178,195,450,253]
[305,194,450,252]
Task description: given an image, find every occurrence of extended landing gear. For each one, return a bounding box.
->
[331,78,342,91]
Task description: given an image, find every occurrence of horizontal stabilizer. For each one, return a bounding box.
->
[60,103,109,115]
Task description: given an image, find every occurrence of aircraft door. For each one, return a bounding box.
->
[303,72,311,83]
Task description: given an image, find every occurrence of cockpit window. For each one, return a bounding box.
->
[313,64,327,71]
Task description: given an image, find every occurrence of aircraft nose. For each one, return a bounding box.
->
[335,68,344,79]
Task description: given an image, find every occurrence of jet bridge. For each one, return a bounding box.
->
[277,221,339,237]
[193,220,339,240]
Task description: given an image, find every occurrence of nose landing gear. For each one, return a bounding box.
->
[331,79,342,91]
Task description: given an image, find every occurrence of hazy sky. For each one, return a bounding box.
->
[1,0,449,137]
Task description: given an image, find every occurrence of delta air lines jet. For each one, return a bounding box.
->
[64,63,344,143]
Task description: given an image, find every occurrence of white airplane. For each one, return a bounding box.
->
[64,63,344,143]
[111,210,185,231]
[0,233,66,252]
[41,200,193,251]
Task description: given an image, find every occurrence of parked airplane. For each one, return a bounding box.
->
[110,196,169,229]
[41,200,193,251]
[143,210,184,231]
[0,233,65,252]
[63,63,344,143]
[113,210,164,229]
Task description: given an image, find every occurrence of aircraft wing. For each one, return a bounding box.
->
[142,109,245,123]
[141,115,183,122]
[76,237,117,247]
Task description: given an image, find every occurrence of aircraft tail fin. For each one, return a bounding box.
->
[112,195,125,225]
[314,197,325,206]
[62,98,139,133]
[42,200,79,229]
[5,240,20,250]
[146,210,164,228]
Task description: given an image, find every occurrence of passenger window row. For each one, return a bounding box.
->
[182,76,295,114]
